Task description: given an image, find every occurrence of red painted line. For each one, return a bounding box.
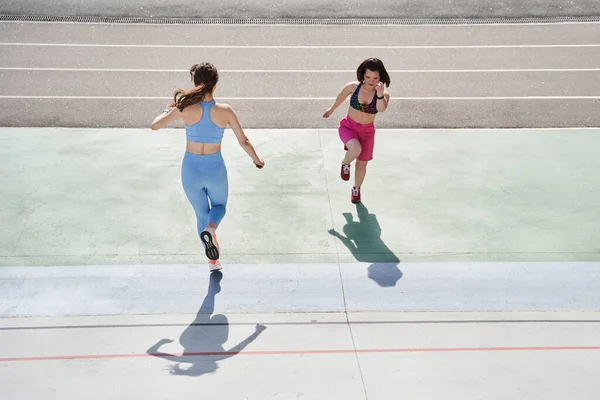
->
[1,346,600,362]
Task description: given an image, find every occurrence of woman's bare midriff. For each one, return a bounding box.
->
[347,108,376,125]
[186,141,222,155]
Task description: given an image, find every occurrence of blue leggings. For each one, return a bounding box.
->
[181,151,228,236]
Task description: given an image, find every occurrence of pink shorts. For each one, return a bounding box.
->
[338,115,376,161]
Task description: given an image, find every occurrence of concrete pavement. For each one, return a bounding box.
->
[2,262,600,317]
[2,292,600,399]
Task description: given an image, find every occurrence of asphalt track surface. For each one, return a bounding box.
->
[2,0,600,19]
[0,21,599,128]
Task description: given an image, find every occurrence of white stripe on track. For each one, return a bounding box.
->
[3,19,600,28]
[1,67,599,73]
[1,42,600,49]
[0,95,598,100]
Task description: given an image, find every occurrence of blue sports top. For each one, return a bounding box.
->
[185,100,225,143]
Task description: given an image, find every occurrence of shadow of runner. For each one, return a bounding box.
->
[146,271,267,376]
[328,202,402,287]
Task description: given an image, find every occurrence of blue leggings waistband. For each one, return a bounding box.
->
[183,151,224,164]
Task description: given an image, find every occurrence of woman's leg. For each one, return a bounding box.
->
[206,159,229,228]
[354,160,368,188]
[339,117,361,181]
[200,155,229,264]
[351,129,374,203]
[343,139,362,164]
[181,154,211,244]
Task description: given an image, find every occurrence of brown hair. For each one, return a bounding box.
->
[357,58,391,87]
[170,62,219,111]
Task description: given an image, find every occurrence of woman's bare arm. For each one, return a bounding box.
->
[323,82,357,118]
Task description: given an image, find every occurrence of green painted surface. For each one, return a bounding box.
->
[1,127,599,266]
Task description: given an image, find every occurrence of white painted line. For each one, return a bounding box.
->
[1,42,600,49]
[2,20,600,28]
[2,67,600,73]
[0,95,598,100]
[350,96,600,100]
[0,95,174,100]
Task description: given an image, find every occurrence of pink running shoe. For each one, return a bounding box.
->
[208,259,222,272]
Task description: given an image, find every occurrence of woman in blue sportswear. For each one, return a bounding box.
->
[151,62,265,272]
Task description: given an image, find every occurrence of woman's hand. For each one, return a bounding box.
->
[254,158,265,169]
[323,108,334,118]
[151,105,180,130]
[375,82,385,98]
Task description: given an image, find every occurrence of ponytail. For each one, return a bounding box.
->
[170,84,208,111]
[170,62,219,111]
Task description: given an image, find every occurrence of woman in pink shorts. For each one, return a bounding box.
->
[323,58,391,203]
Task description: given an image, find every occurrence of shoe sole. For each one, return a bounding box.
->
[210,265,222,272]
[200,230,220,261]
[351,199,361,203]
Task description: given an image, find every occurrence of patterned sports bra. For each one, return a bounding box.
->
[350,83,378,114]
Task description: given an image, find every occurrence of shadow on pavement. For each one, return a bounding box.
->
[329,202,402,287]
[147,271,267,376]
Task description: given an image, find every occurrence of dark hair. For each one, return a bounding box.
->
[357,58,391,87]
[170,62,219,111]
